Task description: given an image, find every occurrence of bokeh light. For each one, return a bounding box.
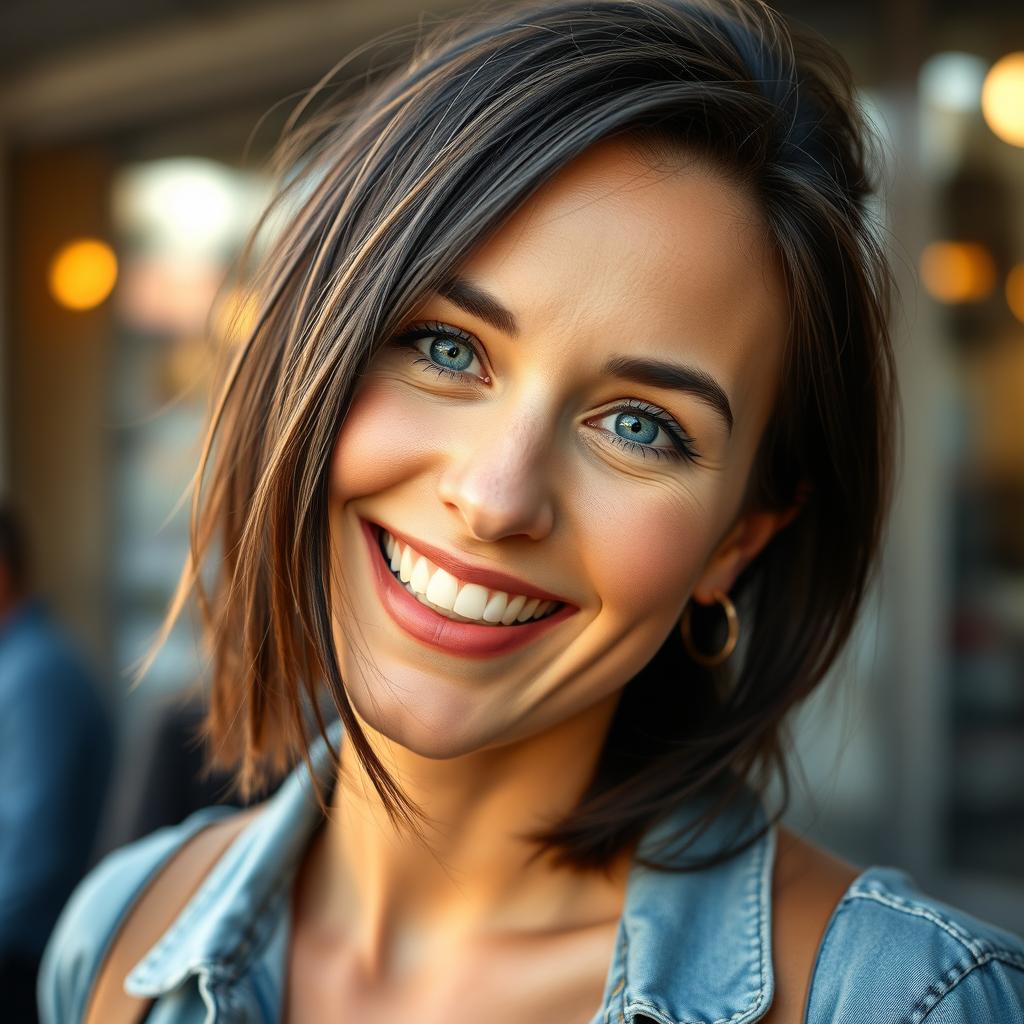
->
[920,241,997,303]
[920,52,987,111]
[111,157,265,259]
[981,52,1024,147]
[48,238,119,311]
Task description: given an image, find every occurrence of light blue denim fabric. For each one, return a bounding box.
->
[39,717,1024,1023]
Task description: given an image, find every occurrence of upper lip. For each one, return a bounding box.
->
[370,520,573,607]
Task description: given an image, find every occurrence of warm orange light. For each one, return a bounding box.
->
[1007,264,1024,324]
[919,241,996,303]
[48,238,118,311]
[982,52,1024,147]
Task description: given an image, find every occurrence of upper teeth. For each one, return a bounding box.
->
[382,529,559,625]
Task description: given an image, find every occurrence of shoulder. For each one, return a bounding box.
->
[36,804,241,1024]
[760,827,1024,1024]
[761,826,863,1024]
[806,862,1024,1024]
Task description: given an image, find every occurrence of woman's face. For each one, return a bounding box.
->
[327,137,792,758]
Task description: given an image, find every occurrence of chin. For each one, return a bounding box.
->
[344,669,499,761]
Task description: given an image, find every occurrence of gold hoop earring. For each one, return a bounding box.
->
[679,590,739,667]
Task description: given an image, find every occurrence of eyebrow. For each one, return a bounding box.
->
[438,276,520,337]
[436,275,734,436]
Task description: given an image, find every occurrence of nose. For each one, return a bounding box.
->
[436,401,557,543]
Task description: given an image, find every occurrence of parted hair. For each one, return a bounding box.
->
[144,0,899,872]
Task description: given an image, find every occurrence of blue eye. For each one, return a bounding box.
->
[595,404,700,464]
[392,322,487,382]
[388,322,700,465]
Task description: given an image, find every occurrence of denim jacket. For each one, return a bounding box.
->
[39,717,1024,1023]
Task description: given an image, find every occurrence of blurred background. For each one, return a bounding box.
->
[0,0,1023,995]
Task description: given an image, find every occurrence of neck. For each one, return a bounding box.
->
[295,691,635,981]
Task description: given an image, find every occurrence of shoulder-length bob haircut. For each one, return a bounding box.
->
[149,0,899,872]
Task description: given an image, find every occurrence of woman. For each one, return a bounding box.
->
[39,0,1024,1021]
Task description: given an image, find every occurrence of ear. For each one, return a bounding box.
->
[690,487,808,605]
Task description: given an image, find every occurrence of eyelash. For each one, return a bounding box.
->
[390,321,701,464]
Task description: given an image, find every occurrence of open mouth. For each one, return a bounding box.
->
[373,523,566,627]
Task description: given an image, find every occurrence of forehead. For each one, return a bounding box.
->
[458,137,788,441]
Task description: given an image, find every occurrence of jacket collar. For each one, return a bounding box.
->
[127,718,775,1024]
[124,720,342,998]
[610,787,775,1023]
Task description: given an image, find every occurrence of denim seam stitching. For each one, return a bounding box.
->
[129,820,249,984]
[626,995,696,1023]
[137,867,290,995]
[210,886,286,983]
[607,930,628,1023]
[77,842,194,1014]
[129,868,225,988]
[133,824,301,995]
[720,823,773,1024]
[124,810,239,991]
[917,952,1024,1023]
[847,888,1024,967]
[801,892,854,1023]
[621,826,773,1024]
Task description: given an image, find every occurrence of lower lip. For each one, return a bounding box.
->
[360,518,577,658]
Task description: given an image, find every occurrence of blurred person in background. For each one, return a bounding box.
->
[0,501,114,1023]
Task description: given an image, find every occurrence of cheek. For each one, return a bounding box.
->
[330,377,436,500]
[576,486,715,622]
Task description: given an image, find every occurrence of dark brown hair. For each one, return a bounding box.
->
[144,0,899,872]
